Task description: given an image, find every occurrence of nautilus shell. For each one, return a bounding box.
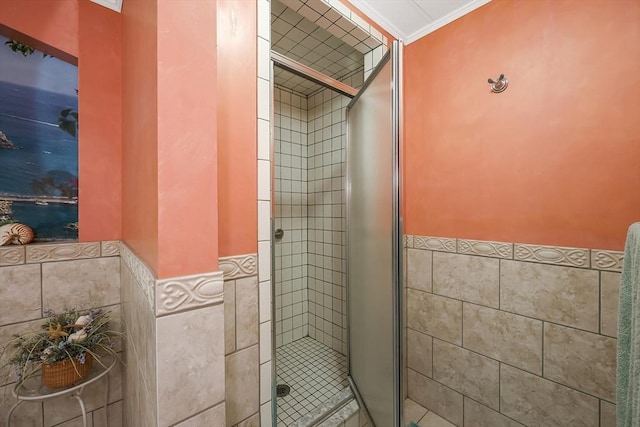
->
[0,223,35,246]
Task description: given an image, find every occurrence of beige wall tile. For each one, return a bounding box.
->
[236,276,259,350]
[92,401,123,427]
[601,272,620,337]
[156,304,225,426]
[432,340,499,410]
[0,264,41,325]
[407,328,433,378]
[407,289,462,345]
[174,402,225,426]
[0,319,40,385]
[408,369,463,426]
[226,345,260,426]
[543,323,616,402]
[500,260,599,332]
[42,258,120,312]
[463,303,542,375]
[433,253,499,308]
[236,412,260,427]
[600,400,616,427]
[51,415,94,427]
[404,398,427,424]
[419,411,456,427]
[407,249,432,292]
[225,280,236,355]
[1,383,43,426]
[463,398,524,427]
[500,364,599,426]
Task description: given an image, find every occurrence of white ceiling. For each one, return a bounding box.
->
[347,0,491,44]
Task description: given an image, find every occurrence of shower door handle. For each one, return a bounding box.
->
[274,228,284,239]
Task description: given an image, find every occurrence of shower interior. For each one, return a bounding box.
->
[270,0,385,424]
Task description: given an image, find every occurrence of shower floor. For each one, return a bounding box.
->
[276,336,349,426]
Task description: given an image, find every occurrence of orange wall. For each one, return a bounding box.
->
[217,0,258,257]
[156,0,218,277]
[404,0,640,250]
[0,0,122,242]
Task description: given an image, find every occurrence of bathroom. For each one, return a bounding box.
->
[0,0,638,426]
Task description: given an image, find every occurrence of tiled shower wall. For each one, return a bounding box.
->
[405,235,622,427]
[306,87,350,354]
[274,87,310,348]
[274,70,362,355]
[0,242,123,426]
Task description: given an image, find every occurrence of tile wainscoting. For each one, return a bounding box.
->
[404,235,622,427]
[0,241,122,427]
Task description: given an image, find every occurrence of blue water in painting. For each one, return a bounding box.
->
[0,81,78,240]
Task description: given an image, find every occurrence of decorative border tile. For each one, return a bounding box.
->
[404,235,414,249]
[120,243,155,310]
[0,246,25,266]
[156,271,224,316]
[514,243,590,268]
[219,254,258,280]
[413,235,456,252]
[591,250,624,272]
[458,239,513,259]
[26,242,100,263]
[101,241,120,257]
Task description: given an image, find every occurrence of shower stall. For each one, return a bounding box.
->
[269,1,402,425]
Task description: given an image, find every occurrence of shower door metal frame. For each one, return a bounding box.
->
[345,40,403,427]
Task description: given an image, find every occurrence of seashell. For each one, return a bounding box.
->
[0,223,35,246]
[67,329,87,344]
[75,315,90,327]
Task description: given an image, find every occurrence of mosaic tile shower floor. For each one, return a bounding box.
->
[276,336,348,426]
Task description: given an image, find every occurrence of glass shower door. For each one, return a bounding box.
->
[346,41,402,427]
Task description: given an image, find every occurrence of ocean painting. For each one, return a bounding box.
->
[0,35,78,241]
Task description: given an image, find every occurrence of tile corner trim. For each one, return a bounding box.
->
[156,270,224,316]
[219,253,258,280]
[120,242,156,310]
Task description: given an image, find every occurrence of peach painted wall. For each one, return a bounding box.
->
[156,0,218,277]
[217,0,258,257]
[0,0,122,242]
[404,0,640,250]
[121,0,159,274]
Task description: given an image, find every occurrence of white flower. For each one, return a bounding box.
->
[75,315,90,327]
[67,329,87,344]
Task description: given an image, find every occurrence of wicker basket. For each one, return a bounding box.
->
[41,353,93,388]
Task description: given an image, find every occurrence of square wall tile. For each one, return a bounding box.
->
[500,260,599,332]
[174,402,225,426]
[433,252,499,308]
[407,289,462,345]
[601,271,620,337]
[543,323,616,401]
[0,264,41,324]
[433,339,499,410]
[463,303,542,375]
[236,276,259,350]
[42,257,119,312]
[226,345,260,426]
[463,397,524,427]
[407,328,432,378]
[500,364,598,427]
[406,249,432,292]
[407,369,462,426]
[156,304,225,425]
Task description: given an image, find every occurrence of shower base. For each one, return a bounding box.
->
[276,336,349,426]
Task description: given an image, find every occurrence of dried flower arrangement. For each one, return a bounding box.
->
[1,308,121,388]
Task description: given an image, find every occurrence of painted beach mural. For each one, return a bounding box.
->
[0,35,78,241]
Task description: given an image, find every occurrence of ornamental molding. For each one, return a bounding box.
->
[219,254,258,280]
[457,239,513,259]
[156,271,224,316]
[26,242,100,263]
[514,244,589,268]
[120,243,155,310]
